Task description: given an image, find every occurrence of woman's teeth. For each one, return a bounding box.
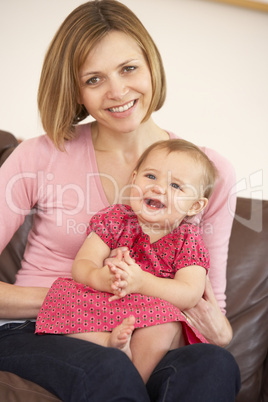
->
[109,100,135,113]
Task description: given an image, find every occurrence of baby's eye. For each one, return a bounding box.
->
[170,182,181,190]
[145,174,156,180]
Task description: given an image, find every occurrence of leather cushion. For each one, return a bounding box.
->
[0,371,60,401]
[226,198,268,402]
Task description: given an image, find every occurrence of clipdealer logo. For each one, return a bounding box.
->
[4,169,265,233]
[4,171,125,230]
[228,170,263,232]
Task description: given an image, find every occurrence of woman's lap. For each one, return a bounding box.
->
[0,322,240,402]
[0,321,149,402]
[147,343,241,402]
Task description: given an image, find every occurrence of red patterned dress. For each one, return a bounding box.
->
[36,205,209,344]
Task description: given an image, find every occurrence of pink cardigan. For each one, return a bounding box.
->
[0,123,236,312]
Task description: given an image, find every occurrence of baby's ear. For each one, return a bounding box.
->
[187,198,208,216]
[132,171,137,184]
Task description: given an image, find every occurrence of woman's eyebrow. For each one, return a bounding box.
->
[80,59,140,78]
[80,70,99,78]
[118,58,139,67]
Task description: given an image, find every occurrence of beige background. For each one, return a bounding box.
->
[0,0,267,199]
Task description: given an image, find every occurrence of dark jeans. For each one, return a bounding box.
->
[147,343,241,402]
[0,321,240,402]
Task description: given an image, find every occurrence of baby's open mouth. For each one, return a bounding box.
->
[145,198,165,209]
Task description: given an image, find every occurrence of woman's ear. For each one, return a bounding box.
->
[187,197,208,216]
[77,89,83,105]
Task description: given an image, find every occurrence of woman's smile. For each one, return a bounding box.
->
[106,99,138,120]
[107,99,136,113]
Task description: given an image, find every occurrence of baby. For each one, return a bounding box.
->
[36,138,217,383]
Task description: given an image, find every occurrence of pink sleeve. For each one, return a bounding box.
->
[168,132,236,313]
[0,140,40,252]
[196,147,237,314]
[0,136,56,253]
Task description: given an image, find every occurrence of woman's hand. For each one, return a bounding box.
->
[182,276,233,347]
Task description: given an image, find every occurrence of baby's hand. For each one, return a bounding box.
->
[108,250,143,299]
[104,247,128,266]
[107,262,128,301]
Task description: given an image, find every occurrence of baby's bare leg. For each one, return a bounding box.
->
[68,316,135,360]
[130,322,184,384]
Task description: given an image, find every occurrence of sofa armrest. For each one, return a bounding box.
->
[0,131,33,283]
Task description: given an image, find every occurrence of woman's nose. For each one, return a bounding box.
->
[107,77,128,100]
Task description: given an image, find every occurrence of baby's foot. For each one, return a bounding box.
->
[108,316,135,360]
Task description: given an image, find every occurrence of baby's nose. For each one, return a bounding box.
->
[152,184,166,195]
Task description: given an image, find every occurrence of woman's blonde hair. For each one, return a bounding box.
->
[134,139,218,199]
[38,0,166,149]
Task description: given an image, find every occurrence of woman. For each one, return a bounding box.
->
[0,1,240,401]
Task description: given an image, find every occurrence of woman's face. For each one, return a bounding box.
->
[78,31,153,134]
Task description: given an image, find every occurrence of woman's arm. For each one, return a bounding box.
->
[200,148,236,312]
[182,148,236,346]
[183,277,233,346]
[0,281,49,319]
[0,142,48,320]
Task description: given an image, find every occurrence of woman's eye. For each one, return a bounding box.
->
[170,183,181,190]
[146,174,156,180]
[123,66,136,73]
[86,76,100,85]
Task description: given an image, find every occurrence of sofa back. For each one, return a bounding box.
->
[226,197,268,402]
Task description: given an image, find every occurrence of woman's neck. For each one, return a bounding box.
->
[91,118,169,159]
[90,118,169,206]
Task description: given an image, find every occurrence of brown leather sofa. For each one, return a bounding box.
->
[0,130,267,402]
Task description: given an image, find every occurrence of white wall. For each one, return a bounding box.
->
[0,0,267,199]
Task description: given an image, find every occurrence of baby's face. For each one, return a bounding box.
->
[130,149,204,230]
